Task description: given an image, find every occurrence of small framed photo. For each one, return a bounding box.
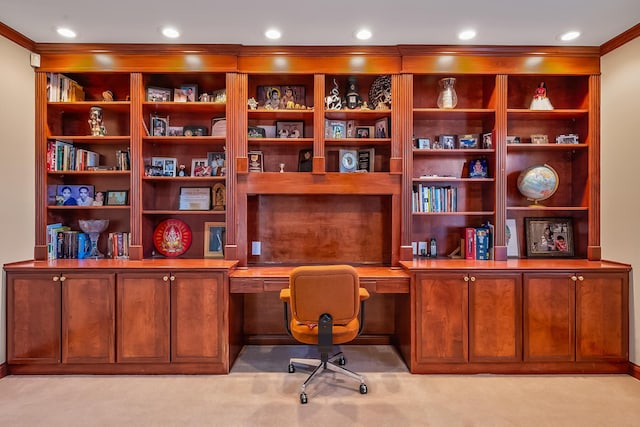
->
[151,156,177,177]
[416,138,431,149]
[183,125,208,137]
[458,134,478,149]
[506,135,521,144]
[439,135,455,149]
[204,222,225,258]
[179,187,211,211]
[168,126,183,136]
[248,126,266,138]
[248,150,263,172]
[482,132,493,149]
[191,158,212,177]
[276,121,304,138]
[105,190,128,206]
[329,120,346,139]
[207,152,226,176]
[374,117,389,138]
[173,88,187,102]
[356,126,373,139]
[146,86,172,102]
[525,217,574,258]
[298,149,313,172]
[506,219,519,258]
[531,134,549,144]
[181,84,198,102]
[556,133,579,144]
[56,184,95,206]
[150,115,169,136]
[469,158,488,178]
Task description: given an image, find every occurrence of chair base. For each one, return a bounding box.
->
[288,351,368,404]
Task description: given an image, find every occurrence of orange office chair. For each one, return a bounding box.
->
[280,265,370,404]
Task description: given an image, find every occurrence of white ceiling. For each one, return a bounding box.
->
[0,0,639,47]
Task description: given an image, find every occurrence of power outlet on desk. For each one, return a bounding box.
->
[251,241,261,256]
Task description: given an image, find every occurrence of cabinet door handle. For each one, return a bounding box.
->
[577,275,584,281]
[163,276,169,282]
[571,275,577,281]
[463,276,469,282]
[169,275,176,281]
[470,276,476,282]
[52,276,59,282]
[59,276,66,282]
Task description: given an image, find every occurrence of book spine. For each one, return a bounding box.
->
[465,227,476,260]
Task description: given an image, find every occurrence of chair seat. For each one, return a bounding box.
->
[289,318,360,345]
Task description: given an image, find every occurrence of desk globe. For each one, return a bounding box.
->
[516,164,558,207]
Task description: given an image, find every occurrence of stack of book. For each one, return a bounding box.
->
[47,73,85,102]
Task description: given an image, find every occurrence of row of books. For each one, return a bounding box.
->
[412,184,458,213]
[46,223,130,260]
[47,140,131,171]
[47,73,85,102]
[106,232,131,259]
[465,223,495,260]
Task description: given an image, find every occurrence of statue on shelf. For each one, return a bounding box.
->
[88,106,106,136]
[530,81,554,110]
[325,79,342,110]
[345,76,362,109]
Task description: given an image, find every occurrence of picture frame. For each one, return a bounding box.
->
[524,217,574,258]
[173,88,187,102]
[416,138,431,149]
[105,190,128,206]
[355,126,373,139]
[298,149,313,172]
[439,135,455,149]
[339,149,358,173]
[329,120,346,139]
[248,150,263,172]
[191,158,212,177]
[556,133,579,144]
[150,114,169,136]
[207,152,226,176]
[374,117,389,138]
[204,222,225,258]
[257,85,306,109]
[276,121,304,138]
[482,132,493,149]
[181,84,198,102]
[248,126,266,138]
[458,134,478,149]
[146,86,172,102]
[506,219,519,257]
[167,126,183,136]
[183,125,208,137]
[55,184,95,206]
[469,158,488,178]
[179,187,211,211]
[151,156,177,177]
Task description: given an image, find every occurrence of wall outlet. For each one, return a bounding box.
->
[251,241,261,256]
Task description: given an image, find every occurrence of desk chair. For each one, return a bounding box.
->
[280,265,370,404]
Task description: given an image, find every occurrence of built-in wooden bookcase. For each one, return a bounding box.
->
[410,74,498,258]
[140,73,228,259]
[506,75,591,259]
[42,72,132,259]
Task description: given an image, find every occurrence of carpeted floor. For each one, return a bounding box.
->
[1,345,640,426]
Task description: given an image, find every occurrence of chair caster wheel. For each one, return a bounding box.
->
[360,383,368,394]
[338,356,346,366]
[288,364,295,373]
[300,392,308,404]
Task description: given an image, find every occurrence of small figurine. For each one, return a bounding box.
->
[530,82,554,110]
[279,163,285,173]
[101,90,113,102]
[178,164,186,176]
[325,79,342,110]
[345,76,362,109]
[247,97,258,110]
[88,106,106,136]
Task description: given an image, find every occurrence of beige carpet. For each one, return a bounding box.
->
[1,345,640,426]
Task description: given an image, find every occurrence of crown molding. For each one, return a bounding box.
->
[0,21,36,51]
[600,23,640,55]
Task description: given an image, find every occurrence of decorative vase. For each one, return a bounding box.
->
[78,219,109,258]
[437,77,458,109]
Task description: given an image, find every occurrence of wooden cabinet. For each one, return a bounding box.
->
[116,272,170,363]
[7,271,115,365]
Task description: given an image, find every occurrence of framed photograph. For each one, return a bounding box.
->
[531,134,549,144]
[416,138,431,149]
[207,152,226,176]
[248,126,266,138]
[248,150,263,172]
[105,190,128,206]
[257,85,306,109]
[191,158,212,177]
[298,149,313,172]
[506,135,521,144]
[439,135,455,149]
[150,115,169,136]
[374,117,389,138]
[183,125,208,137]
[204,222,225,258]
[469,158,488,178]
[328,120,346,139]
[146,86,172,102]
[525,217,574,258]
[556,133,579,144]
[56,184,95,206]
[506,219,519,258]
[179,187,211,211]
[339,149,358,173]
[173,88,187,102]
[181,84,198,102]
[356,126,373,139]
[167,126,183,136]
[276,121,304,138]
[482,132,493,149]
[458,134,478,149]
[151,156,177,177]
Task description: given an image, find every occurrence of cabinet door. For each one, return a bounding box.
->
[523,273,575,362]
[576,272,629,361]
[414,272,468,363]
[117,272,170,363]
[469,273,522,362]
[62,272,115,363]
[6,273,61,363]
[171,272,226,363]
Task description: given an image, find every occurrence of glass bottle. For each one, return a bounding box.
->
[437,77,458,109]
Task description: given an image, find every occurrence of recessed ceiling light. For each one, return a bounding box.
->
[355,29,372,41]
[559,31,581,41]
[458,29,477,41]
[56,27,76,38]
[162,27,180,39]
[265,28,282,40]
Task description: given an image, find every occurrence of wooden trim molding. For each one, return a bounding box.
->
[0,362,8,379]
[0,21,36,51]
[601,23,640,56]
[630,361,640,381]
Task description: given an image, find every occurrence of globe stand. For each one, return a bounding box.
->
[78,219,109,259]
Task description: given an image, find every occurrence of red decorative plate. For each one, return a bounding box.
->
[153,219,192,257]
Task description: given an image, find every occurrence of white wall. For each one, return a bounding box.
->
[601,37,640,364]
[0,37,35,364]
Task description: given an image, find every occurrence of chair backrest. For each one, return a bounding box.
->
[289,265,360,325]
